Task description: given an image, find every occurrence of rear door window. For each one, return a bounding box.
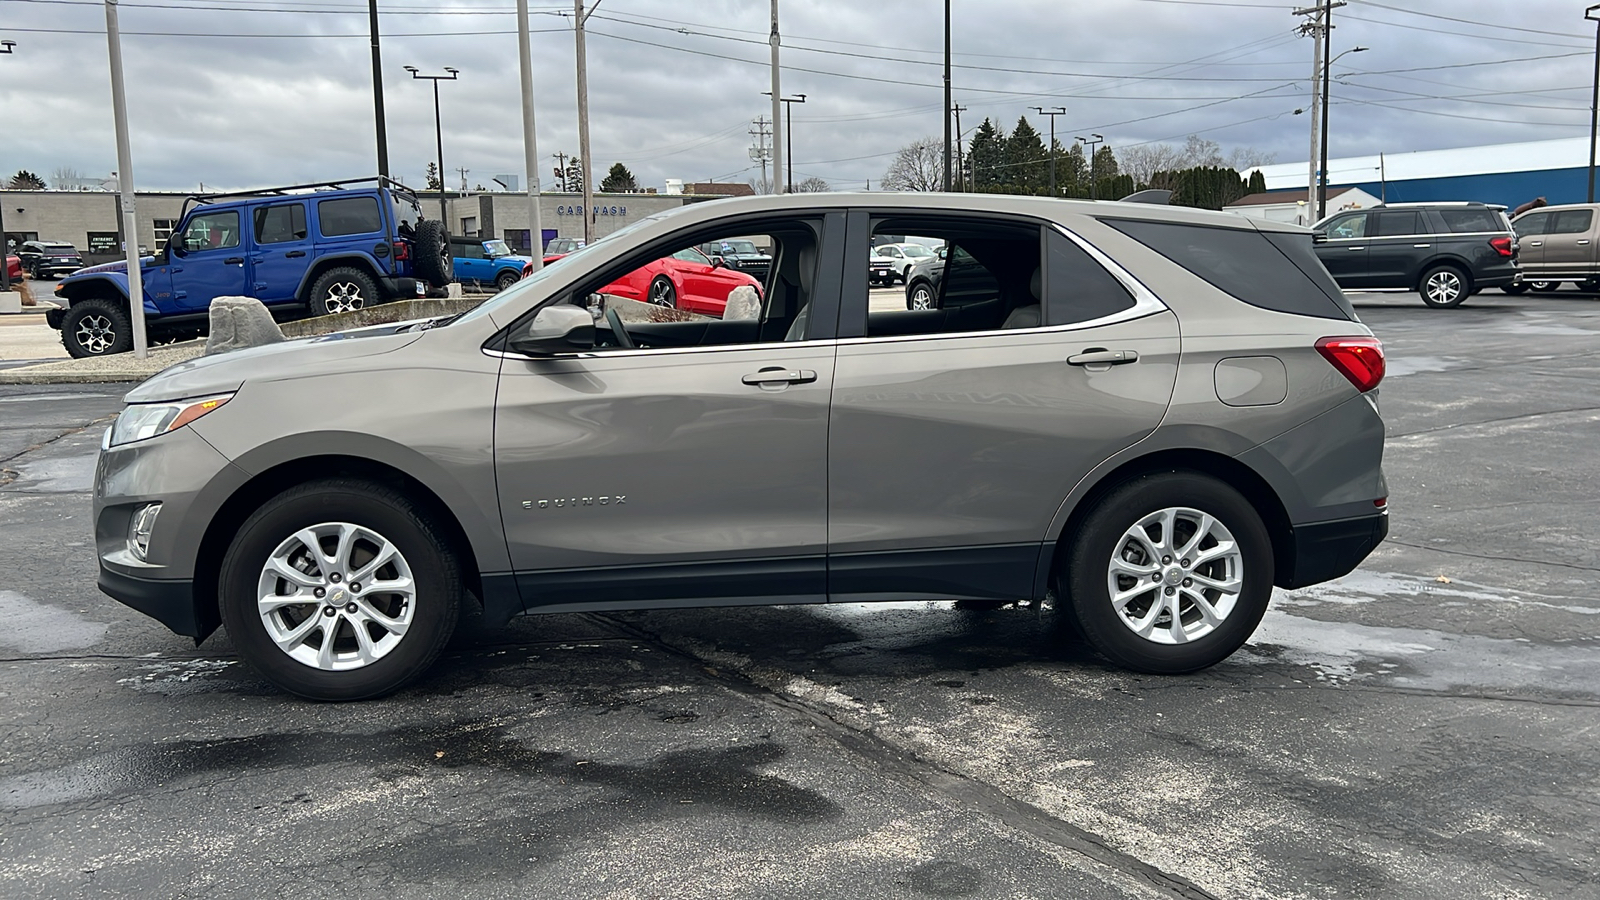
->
[1515,212,1551,237]
[1371,210,1422,237]
[1439,208,1501,233]
[317,196,383,237]
[252,202,308,245]
[1104,218,1354,321]
[1552,210,1595,234]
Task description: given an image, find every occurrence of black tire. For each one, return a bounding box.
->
[60,297,134,358]
[412,219,454,288]
[647,275,677,308]
[1529,281,1561,293]
[906,281,937,310]
[218,478,462,701]
[1419,264,1471,308]
[495,269,520,292]
[309,266,380,316]
[1500,282,1529,295]
[1063,471,1274,675]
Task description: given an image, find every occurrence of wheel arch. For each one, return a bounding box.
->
[1414,254,1473,289]
[294,254,384,301]
[56,274,131,307]
[191,453,506,643]
[1034,447,1296,599]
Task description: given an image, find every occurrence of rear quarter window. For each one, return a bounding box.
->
[317,196,383,238]
[1103,218,1354,321]
[1439,208,1502,233]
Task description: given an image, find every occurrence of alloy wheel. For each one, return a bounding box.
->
[1425,271,1463,306]
[910,286,935,310]
[255,522,416,671]
[324,282,365,314]
[649,279,675,307]
[75,313,116,354]
[1105,507,1243,645]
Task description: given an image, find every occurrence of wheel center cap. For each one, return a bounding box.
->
[1164,566,1185,586]
[331,589,347,603]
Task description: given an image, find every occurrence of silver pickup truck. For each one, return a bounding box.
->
[1506,203,1600,293]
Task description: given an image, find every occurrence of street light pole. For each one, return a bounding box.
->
[0,40,14,294]
[1587,4,1600,203]
[1319,44,1367,220]
[764,93,807,192]
[516,0,545,267]
[367,0,389,179]
[405,65,458,230]
[943,0,952,191]
[1077,134,1104,200]
[1033,106,1065,197]
[769,0,783,195]
[104,1,148,358]
[575,0,596,239]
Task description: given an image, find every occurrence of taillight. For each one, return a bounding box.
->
[1316,336,1385,393]
[1489,236,1513,257]
[393,242,411,260]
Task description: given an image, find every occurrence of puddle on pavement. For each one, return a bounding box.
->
[1383,356,1463,377]
[116,659,242,695]
[5,452,96,493]
[1499,313,1598,336]
[0,590,108,653]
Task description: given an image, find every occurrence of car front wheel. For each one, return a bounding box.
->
[219,478,462,700]
[907,282,936,310]
[1064,472,1273,674]
[495,270,520,292]
[60,298,134,358]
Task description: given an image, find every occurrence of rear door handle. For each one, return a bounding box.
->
[1068,349,1139,366]
[285,250,307,258]
[1413,243,1431,248]
[224,257,245,265]
[1579,240,1592,246]
[742,367,818,386]
[1348,246,1366,251]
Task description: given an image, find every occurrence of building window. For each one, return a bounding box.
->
[152,218,178,251]
[460,216,478,238]
[503,229,531,254]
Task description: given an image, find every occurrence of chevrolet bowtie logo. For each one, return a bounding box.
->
[332,590,346,602]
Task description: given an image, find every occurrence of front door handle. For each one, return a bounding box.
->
[742,367,818,386]
[285,250,307,258]
[1529,240,1544,247]
[1579,239,1592,246]
[1068,348,1140,367]
[224,257,245,265]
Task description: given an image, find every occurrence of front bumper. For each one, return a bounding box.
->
[1280,511,1389,589]
[98,567,203,639]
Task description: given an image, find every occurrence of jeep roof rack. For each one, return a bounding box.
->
[181,176,420,218]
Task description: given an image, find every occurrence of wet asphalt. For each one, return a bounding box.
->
[1,290,1597,899]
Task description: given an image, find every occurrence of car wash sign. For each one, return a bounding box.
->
[556,205,627,218]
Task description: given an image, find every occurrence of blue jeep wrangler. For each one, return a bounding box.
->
[48,178,454,357]
[449,236,529,292]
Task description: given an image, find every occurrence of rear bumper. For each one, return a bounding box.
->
[99,565,204,640]
[1280,512,1389,589]
[380,275,422,300]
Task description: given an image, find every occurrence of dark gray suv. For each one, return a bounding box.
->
[1312,201,1518,308]
[94,193,1389,700]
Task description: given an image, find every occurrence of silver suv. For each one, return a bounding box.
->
[94,194,1389,700]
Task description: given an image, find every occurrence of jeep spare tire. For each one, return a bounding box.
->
[413,219,454,288]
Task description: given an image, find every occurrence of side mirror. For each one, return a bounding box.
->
[937,247,949,260]
[507,305,596,356]
[711,257,726,269]
[169,240,188,258]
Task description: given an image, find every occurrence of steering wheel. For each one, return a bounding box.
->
[605,307,636,349]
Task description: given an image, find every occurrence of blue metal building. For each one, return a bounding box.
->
[1253,137,1594,210]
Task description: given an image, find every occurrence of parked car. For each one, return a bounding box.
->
[902,245,952,309]
[697,238,772,282]
[46,178,453,357]
[872,241,937,283]
[18,240,85,279]
[869,246,898,286]
[450,237,529,292]
[1503,203,1600,294]
[4,254,21,285]
[545,237,586,255]
[596,246,763,316]
[93,192,1387,700]
[1311,201,1518,308]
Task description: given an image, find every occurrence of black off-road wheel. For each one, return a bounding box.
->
[218,478,462,701]
[495,270,520,292]
[412,219,454,288]
[1063,471,1274,675]
[60,298,134,358]
[309,267,380,316]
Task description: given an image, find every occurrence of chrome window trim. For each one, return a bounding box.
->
[833,309,1169,348]
[485,336,842,362]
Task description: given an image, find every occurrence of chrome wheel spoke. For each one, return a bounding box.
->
[271,611,322,653]
[1190,570,1241,593]
[1184,588,1224,629]
[1164,595,1189,644]
[349,541,399,584]
[1106,506,1244,645]
[265,555,321,589]
[356,597,408,635]
[1192,541,1237,568]
[1111,582,1154,611]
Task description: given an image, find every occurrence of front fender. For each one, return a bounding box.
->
[58,273,161,318]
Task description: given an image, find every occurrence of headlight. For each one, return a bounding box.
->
[108,394,233,448]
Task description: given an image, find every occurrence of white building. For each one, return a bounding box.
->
[1223,186,1383,227]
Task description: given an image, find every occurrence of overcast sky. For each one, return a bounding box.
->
[0,0,1592,193]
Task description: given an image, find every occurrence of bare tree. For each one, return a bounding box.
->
[1226,146,1277,170]
[747,172,775,195]
[51,166,88,191]
[793,176,831,193]
[1116,144,1185,185]
[882,137,945,192]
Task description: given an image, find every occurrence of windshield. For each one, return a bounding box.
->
[901,244,933,258]
[483,239,513,258]
[451,209,683,327]
[722,240,760,255]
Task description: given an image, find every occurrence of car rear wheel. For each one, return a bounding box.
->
[907,282,937,310]
[310,267,378,316]
[1529,281,1561,293]
[495,270,520,292]
[648,276,677,308]
[219,478,461,701]
[1419,264,1471,308]
[1063,472,1273,674]
[1500,282,1529,295]
[60,298,134,358]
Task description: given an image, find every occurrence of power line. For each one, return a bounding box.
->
[1349,0,1581,40]
[1339,11,1589,51]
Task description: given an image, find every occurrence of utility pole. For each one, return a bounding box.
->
[942,0,952,191]
[368,0,389,179]
[456,167,470,191]
[554,152,569,192]
[764,92,807,192]
[405,65,459,229]
[104,1,147,358]
[575,0,597,242]
[1587,4,1600,202]
[0,40,14,294]
[516,0,545,268]
[769,0,784,193]
[1318,0,1335,220]
[952,103,967,191]
[1033,106,1065,197]
[1076,134,1104,200]
[749,117,773,193]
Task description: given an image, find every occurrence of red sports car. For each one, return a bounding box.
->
[523,247,762,317]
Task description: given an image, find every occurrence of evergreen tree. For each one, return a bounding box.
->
[966,118,1006,193]
[600,162,639,193]
[1002,116,1047,195]
[425,162,442,192]
[1247,169,1267,194]
[1090,146,1119,184]
[1062,143,1089,198]
[7,170,47,190]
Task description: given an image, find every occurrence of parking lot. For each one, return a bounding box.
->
[1,290,1597,899]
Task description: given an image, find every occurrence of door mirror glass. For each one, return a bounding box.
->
[507,304,596,356]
